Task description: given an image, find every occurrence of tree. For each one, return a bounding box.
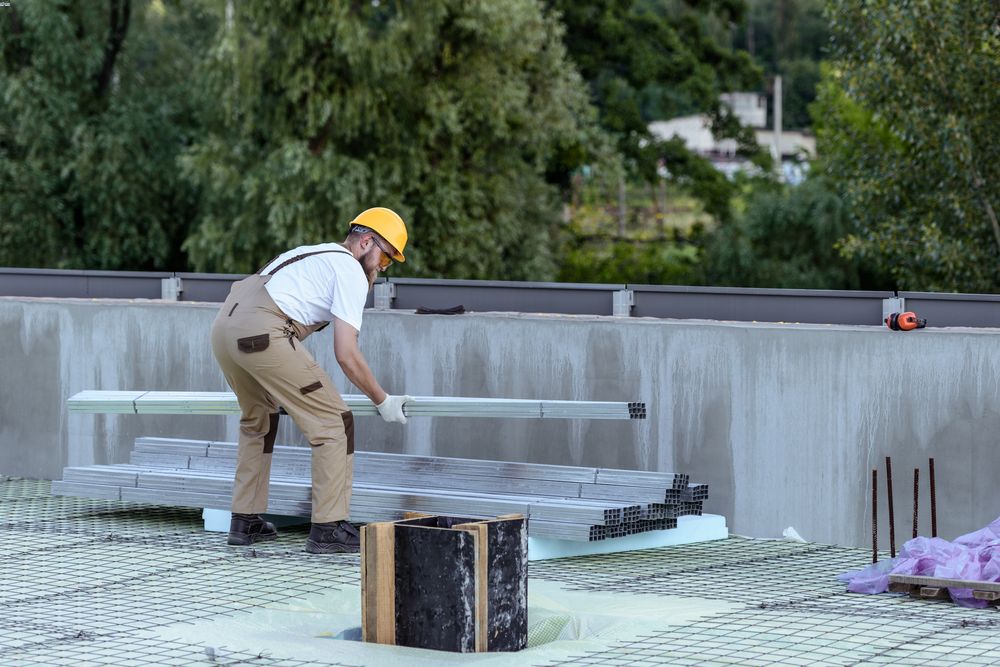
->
[752,0,828,131]
[552,0,767,214]
[0,1,216,270]
[820,2,1000,292]
[700,176,877,289]
[559,235,700,285]
[181,0,601,279]
[735,0,829,130]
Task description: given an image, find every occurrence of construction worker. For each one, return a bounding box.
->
[210,207,411,554]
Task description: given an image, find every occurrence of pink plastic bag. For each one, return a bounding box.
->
[840,516,1000,608]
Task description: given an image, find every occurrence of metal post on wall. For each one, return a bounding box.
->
[613,289,634,317]
[374,281,396,310]
[160,276,183,301]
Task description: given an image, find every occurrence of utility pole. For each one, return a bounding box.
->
[773,74,783,179]
[617,177,627,238]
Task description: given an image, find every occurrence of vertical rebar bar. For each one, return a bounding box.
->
[885,456,896,558]
[929,457,937,538]
[872,468,878,563]
[912,467,920,539]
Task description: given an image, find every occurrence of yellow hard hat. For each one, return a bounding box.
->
[350,207,407,262]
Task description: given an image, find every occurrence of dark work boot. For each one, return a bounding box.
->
[304,520,360,554]
[227,513,278,546]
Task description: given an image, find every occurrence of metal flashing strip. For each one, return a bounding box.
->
[68,390,647,420]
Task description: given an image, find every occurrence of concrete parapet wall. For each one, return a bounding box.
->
[2,296,998,548]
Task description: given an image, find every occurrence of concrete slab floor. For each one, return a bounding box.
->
[2,478,1000,666]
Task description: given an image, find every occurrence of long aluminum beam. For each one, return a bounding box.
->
[68,390,646,420]
[129,437,694,509]
[135,438,687,491]
[52,476,614,541]
[53,436,707,542]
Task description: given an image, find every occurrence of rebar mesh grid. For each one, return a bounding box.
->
[0,633,355,667]
[1,479,359,666]
[541,609,956,666]
[0,478,50,499]
[534,539,1000,666]
[529,536,834,590]
[5,478,1000,666]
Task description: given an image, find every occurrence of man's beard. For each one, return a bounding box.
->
[361,249,381,290]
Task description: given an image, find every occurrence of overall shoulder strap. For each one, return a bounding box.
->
[259,248,352,276]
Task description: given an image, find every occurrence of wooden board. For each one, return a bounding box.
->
[360,522,395,645]
[888,574,1000,593]
[888,574,1000,605]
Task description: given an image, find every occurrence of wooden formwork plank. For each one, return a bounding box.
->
[375,523,396,645]
[360,522,396,645]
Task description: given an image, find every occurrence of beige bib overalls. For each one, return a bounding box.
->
[210,250,356,523]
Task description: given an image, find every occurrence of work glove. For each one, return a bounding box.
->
[376,394,411,424]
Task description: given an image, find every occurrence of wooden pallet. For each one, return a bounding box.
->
[888,574,1000,605]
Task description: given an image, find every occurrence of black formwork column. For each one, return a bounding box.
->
[361,514,528,653]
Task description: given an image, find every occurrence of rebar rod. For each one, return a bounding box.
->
[929,457,937,538]
[885,456,896,558]
[871,468,878,564]
[912,467,919,540]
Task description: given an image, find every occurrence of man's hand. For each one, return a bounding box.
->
[376,394,411,424]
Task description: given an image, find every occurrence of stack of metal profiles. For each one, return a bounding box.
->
[66,391,647,420]
[53,437,708,542]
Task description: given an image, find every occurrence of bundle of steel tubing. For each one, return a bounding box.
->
[52,437,706,542]
[67,390,647,420]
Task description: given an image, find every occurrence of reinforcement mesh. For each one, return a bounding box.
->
[0,479,358,666]
[536,539,1000,666]
[4,478,1000,666]
[0,633,343,667]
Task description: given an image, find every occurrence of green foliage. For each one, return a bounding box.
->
[182,0,601,279]
[0,1,216,270]
[559,236,700,285]
[735,0,829,130]
[820,2,1000,292]
[776,57,821,131]
[739,0,829,65]
[658,138,738,224]
[701,176,875,289]
[552,0,765,225]
[555,0,760,134]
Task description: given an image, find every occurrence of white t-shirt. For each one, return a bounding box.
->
[261,243,368,331]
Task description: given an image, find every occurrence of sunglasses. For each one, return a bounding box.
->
[371,237,394,269]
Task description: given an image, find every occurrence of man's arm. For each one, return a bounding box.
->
[333,317,387,406]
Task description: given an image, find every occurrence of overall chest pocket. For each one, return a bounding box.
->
[237,334,271,353]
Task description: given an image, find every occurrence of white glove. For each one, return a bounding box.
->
[376,394,411,424]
